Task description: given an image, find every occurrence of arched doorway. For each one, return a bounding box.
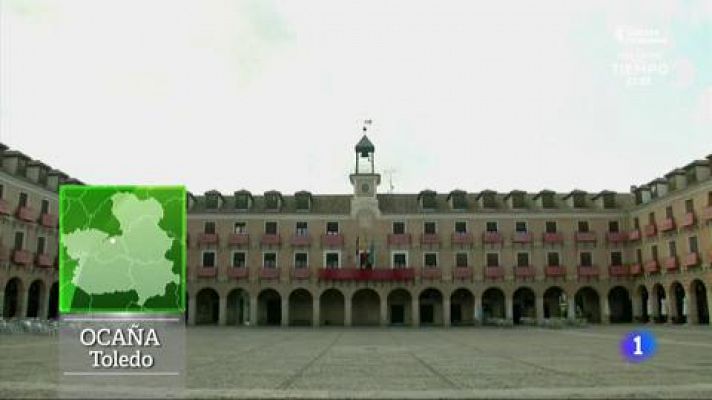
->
[320,289,345,326]
[543,286,566,318]
[352,289,380,326]
[691,280,709,324]
[195,288,219,325]
[482,287,505,321]
[48,282,59,320]
[450,288,475,325]
[635,285,649,323]
[419,288,443,325]
[387,289,412,325]
[670,282,686,324]
[575,287,601,323]
[608,286,632,323]
[513,287,536,324]
[226,288,250,326]
[289,289,313,326]
[3,278,23,318]
[257,289,282,326]
[652,284,667,323]
[26,280,45,318]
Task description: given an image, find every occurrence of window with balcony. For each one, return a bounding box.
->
[611,251,622,265]
[547,252,560,266]
[516,252,529,267]
[685,199,694,213]
[636,249,642,264]
[515,221,527,233]
[41,199,49,215]
[485,222,498,232]
[265,221,278,235]
[325,252,340,269]
[455,253,468,267]
[19,192,28,208]
[665,206,674,219]
[392,221,406,234]
[454,221,467,233]
[486,253,499,267]
[233,252,246,268]
[14,231,23,250]
[689,236,698,253]
[651,245,658,260]
[37,236,46,255]
[326,222,339,234]
[580,252,593,267]
[234,222,246,234]
[235,194,249,210]
[392,252,407,269]
[545,221,557,233]
[607,221,619,233]
[424,222,436,234]
[603,194,616,209]
[202,251,216,267]
[577,221,589,232]
[206,194,219,209]
[668,241,677,257]
[294,252,308,268]
[424,253,438,268]
[296,222,308,235]
[204,221,216,234]
[263,252,277,268]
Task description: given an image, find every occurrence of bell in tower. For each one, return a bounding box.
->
[350,134,381,197]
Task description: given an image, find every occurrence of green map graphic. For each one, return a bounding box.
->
[59,186,186,314]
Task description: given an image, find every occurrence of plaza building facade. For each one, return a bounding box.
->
[185,137,712,327]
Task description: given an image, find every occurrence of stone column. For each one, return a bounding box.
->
[474,295,482,325]
[250,296,258,327]
[17,287,27,318]
[281,297,289,327]
[535,295,544,324]
[380,296,388,326]
[601,296,610,324]
[0,289,5,319]
[39,288,48,320]
[707,289,712,326]
[187,293,197,326]
[218,295,227,326]
[686,295,697,325]
[567,297,576,320]
[631,292,642,322]
[411,296,420,327]
[242,295,250,326]
[505,295,513,322]
[312,297,320,327]
[344,296,352,327]
[443,296,451,327]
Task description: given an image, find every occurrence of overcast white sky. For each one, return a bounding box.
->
[1,0,710,195]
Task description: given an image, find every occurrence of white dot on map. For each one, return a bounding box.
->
[109,238,116,244]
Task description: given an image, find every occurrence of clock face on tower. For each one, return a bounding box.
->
[361,183,370,194]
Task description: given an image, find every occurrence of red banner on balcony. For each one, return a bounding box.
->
[545,265,565,278]
[703,206,712,222]
[227,267,248,279]
[627,229,641,241]
[321,234,344,247]
[290,234,312,246]
[514,266,535,279]
[577,265,599,278]
[420,234,440,246]
[16,206,35,223]
[660,218,676,232]
[36,254,53,268]
[484,266,504,280]
[606,232,627,244]
[512,232,532,244]
[12,249,33,265]
[197,233,219,245]
[421,268,442,280]
[629,263,643,276]
[228,233,250,246]
[482,232,503,245]
[574,232,596,243]
[196,266,217,278]
[453,266,472,279]
[644,260,659,273]
[644,224,657,237]
[608,265,627,277]
[259,268,280,279]
[318,268,415,281]
[543,232,564,244]
[260,234,281,246]
[292,268,310,279]
[684,252,699,267]
[664,256,678,271]
[451,232,473,246]
[40,213,58,228]
[681,213,695,228]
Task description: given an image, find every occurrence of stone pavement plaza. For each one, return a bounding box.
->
[2,326,712,399]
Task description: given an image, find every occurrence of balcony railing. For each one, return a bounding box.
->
[451,232,473,246]
[290,234,312,246]
[0,199,10,216]
[197,233,219,246]
[545,265,566,278]
[609,264,627,277]
[321,233,344,247]
[387,233,412,246]
[452,266,472,280]
[482,232,503,245]
[644,260,659,273]
[574,232,596,243]
[660,218,675,232]
[629,263,643,276]
[628,229,641,241]
[606,232,627,244]
[260,234,281,246]
[12,249,33,265]
[644,224,657,237]
[227,267,248,279]
[36,254,53,268]
[228,233,250,246]
[292,267,310,279]
[420,233,440,246]
[40,213,58,228]
[16,206,35,223]
[684,252,699,268]
[259,267,280,279]
[512,232,532,244]
[664,256,678,271]
[318,268,415,281]
[703,206,712,222]
[484,265,505,280]
[196,266,217,278]
[514,265,535,279]
[542,232,564,244]
[681,212,695,228]
[421,267,442,280]
[577,265,599,279]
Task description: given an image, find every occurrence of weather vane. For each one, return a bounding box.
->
[362,119,372,132]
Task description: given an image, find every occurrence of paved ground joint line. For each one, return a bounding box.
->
[275,331,343,390]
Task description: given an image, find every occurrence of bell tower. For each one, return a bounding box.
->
[350,135,381,197]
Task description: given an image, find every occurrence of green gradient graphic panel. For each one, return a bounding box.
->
[59,186,186,314]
